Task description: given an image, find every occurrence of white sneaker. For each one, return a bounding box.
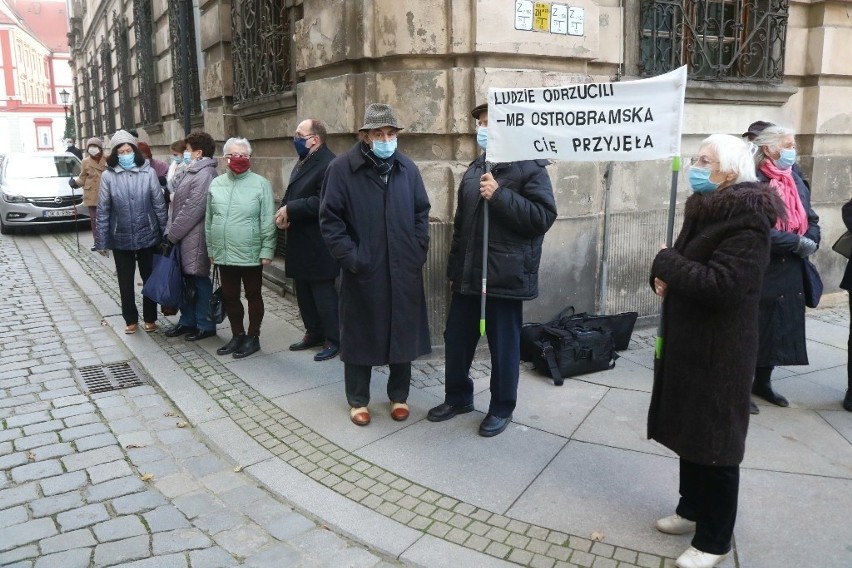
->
[675,546,727,568]
[655,514,697,535]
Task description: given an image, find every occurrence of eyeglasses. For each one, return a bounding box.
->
[369,130,398,142]
[689,156,719,168]
[226,153,250,159]
[293,134,315,142]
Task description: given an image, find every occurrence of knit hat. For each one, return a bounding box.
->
[742,121,773,140]
[471,103,488,120]
[359,103,403,131]
[86,137,103,149]
[110,129,137,149]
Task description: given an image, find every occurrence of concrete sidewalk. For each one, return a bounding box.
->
[41,229,852,567]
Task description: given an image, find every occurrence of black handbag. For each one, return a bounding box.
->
[832,230,852,259]
[802,257,823,309]
[522,322,618,386]
[208,265,226,324]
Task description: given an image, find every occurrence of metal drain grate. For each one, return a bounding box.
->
[75,362,146,393]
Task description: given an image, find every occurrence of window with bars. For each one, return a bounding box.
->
[639,0,788,83]
[113,13,134,127]
[81,67,93,138]
[167,1,201,120]
[231,1,303,105]
[89,59,103,136]
[133,0,160,125]
[100,41,116,134]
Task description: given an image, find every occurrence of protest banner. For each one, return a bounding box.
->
[486,66,687,163]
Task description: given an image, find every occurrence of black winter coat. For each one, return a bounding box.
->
[320,143,432,366]
[282,145,338,281]
[447,155,557,300]
[756,167,820,366]
[648,182,784,466]
[840,199,852,291]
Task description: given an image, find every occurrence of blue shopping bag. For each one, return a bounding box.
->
[142,245,183,307]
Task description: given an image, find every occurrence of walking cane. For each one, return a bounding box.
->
[480,161,492,336]
[655,155,681,361]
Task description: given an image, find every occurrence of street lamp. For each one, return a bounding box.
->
[59,88,70,119]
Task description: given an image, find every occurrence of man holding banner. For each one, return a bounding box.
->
[427,102,557,438]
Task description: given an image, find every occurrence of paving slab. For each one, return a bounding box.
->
[736,468,852,568]
[225,349,345,399]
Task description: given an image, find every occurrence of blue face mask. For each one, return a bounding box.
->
[688,167,719,193]
[293,137,310,160]
[172,155,181,163]
[183,151,192,165]
[118,154,135,170]
[776,148,796,169]
[372,138,397,159]
[476,127,488,150]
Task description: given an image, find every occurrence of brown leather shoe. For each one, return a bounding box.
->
[390,402,409,422]
[350,407,370,426]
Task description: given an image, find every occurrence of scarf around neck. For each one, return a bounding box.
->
[759,159,807,235]
[360,143,395,177]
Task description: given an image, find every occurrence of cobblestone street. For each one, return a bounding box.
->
[0,233,400,567]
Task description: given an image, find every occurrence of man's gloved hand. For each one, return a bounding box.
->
[794,236,818,257]
[68,178,79,189]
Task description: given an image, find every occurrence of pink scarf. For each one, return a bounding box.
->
[759,160,807,235]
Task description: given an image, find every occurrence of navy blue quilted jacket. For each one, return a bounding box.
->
[95,161,168,251]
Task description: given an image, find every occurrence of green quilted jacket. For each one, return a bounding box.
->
[205,169,276,266]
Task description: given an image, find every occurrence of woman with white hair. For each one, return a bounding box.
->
[751,126,821,408]
[205,137,276,359]
[648,134,784,568]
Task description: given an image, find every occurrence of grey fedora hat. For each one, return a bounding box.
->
[359,103,404,131]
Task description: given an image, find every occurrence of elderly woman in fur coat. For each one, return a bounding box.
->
[648,134,784,568]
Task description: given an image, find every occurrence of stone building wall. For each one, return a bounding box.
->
[68,0,852,343]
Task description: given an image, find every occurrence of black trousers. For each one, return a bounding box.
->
[345,363,410,408]
[676,458,739,555]
[443,293,522,418]
[113,247,158,325]
[294,278,339,345]
[219,265,264,337]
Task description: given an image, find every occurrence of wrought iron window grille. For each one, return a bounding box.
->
[89,58,103,137]
[231,2,302,105]
[100,40,117,134]
[133,0,160,125]
[81,67,93,138]
[167,0,202,120]
[639,0,788,83]
[113,13,134,128]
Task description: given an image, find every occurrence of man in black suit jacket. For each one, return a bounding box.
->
[275,119,340,361]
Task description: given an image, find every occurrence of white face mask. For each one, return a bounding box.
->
[87,146,100,157]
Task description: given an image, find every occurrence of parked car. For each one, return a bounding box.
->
[0,153,87,235]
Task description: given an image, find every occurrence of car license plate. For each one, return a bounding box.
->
[43,209,75,218]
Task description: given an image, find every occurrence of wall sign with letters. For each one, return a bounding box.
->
[515,0,584,36]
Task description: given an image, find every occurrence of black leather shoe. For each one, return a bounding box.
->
[186,329,217,342]
[289,335,324,351]
[752,384,789,407]
[217,333,246,355]
[478,414,511,437]
[165,324,196,338]
[749,399,760,415]
[427,402,474,422]
[314,342,339,361]
[233,336,260,359]
[843,390,852,412]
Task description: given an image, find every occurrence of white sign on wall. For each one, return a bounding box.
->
[486,66,687,163]
[515,0,534,31]
[551,4,568,35]
[567,6,584,36]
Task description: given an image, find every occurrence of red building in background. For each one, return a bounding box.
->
[0,0,72,153]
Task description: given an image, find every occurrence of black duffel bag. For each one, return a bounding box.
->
[551,306,638,352]
[522,322,618,386]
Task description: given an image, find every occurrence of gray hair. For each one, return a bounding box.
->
[699,134,757,184]
[223,137,252,156]
[753,125,795,166]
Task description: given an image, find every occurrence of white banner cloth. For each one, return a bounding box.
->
[486,66,687,163]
